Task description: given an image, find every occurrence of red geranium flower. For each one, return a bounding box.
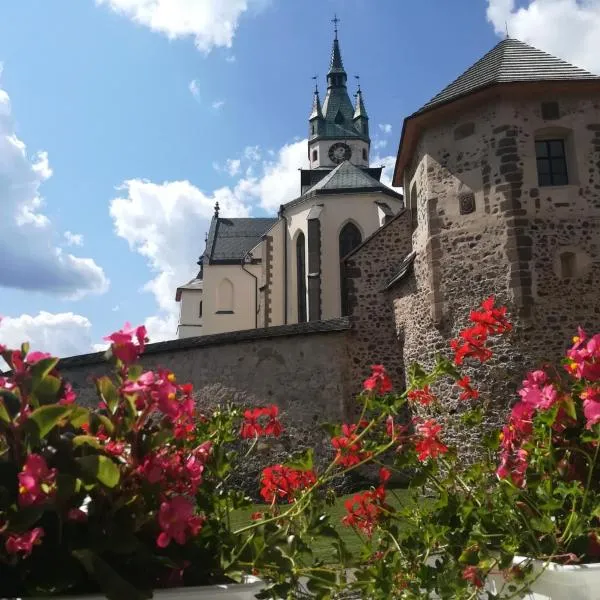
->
[456,376,479,400]
[407,385,436,405]
[414,420,448,462]
[363,365,393,395]
[260,465,317,504]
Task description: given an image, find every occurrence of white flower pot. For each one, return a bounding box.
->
[488,556,600,600]
[21,576,266,600]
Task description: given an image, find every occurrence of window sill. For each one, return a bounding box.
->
[538,184,577,191]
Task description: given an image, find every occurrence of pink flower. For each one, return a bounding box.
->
[582,392,600,430]
[518,370,558,410]
[59,381,77,405]
[67,508,88,523]
[25,351,53,364]
[462,566,484,588]
[156,496,204,548]
[5,527,44,557]
[18,454,57,507]
[566,329,600,381]
[104,323,147,365]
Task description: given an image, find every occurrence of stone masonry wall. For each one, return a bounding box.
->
[57,320,353,493]
[343,209,413,402]
[396,92,600,454]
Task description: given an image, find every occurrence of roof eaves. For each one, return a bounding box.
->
[382,251,417,291]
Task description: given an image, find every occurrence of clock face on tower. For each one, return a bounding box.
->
[328,142,352,164]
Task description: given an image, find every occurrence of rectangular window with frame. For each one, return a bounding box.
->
[535,139,568,187]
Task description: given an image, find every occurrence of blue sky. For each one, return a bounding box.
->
[0,0,598,356]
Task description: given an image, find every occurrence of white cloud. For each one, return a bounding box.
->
[95,0,267,54]
[225,158,241,176]
[108,178,251,337]
[0,312,93,358]
[372,153,403,193]
[188,79,200,101]
[373,139,388,150]
[0,76,109,299]
[486,0,600,73]
[248,139,308,211]
[64,231,84,246]
[378,123,392,134]
[212,100,225,110]
[108,137,310,339]
[225,55,236,63]
[243,145,261,161]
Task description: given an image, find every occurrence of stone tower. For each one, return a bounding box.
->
[389,38,600,445]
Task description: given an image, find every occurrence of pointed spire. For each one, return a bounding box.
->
[328,14,346,81]
[214,201,220,218]
[309,78,323,120]
[353,84,368,119]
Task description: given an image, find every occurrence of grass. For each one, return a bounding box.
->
[230,487,413,562]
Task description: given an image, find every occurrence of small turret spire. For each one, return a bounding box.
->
[353,78,368,119]
[214,201,220,218]
[309,76,323,120]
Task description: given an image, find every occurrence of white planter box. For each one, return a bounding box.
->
[19,576,265,600]
[487,556,600,600]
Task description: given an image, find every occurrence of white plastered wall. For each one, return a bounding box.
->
[284,191,403,323]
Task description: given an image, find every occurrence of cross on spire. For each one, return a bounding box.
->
[355,74,361,92]
[332,14,340,40]
[312,75,319,94]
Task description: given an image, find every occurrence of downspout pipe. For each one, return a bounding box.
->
[279,204,288,324]
[241,254,259,329]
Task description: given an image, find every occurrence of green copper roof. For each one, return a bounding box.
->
[353,89,368,119]
[329,38,345,74]
[309,90,323,120]
[419,37,600,113]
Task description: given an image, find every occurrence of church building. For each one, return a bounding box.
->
[176,25,404,338]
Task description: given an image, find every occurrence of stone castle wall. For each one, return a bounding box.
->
[58,320,353,493]
[394,92,600,451]
[343,209,413,401]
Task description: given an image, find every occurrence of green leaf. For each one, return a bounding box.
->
[284,448,314,471]
[530,516,555,533]
[562,396,577,421]
[0,390,21,419]
[72,435,102,449]
[321,422,341,438]
[0,398,11,424]
[127,365,144,381]
[76,455,120,488]
[27,405,72,438]
[30,357,60,387]
[73,549,151,600]
[69,406,91,429]
[96,377,119,414]
[31,374,62,406]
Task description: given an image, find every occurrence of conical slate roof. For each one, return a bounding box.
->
[419,38,600,113]
[329,37,345,74]
[353,89,368,119]
[306,160,391,194]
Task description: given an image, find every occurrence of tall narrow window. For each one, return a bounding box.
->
[217,279,234,313]
[312,149,317,162]
[199,301,203,318]
[296,233,307,323]
[362,148,367,161]
[339,222,362,316]
[536,139,568,186]
[410,182,418,232]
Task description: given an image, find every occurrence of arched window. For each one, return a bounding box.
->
[217,278,234,313]
[339,222,362,316]
[296,233,307,323]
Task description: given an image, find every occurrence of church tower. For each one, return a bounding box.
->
[308,18,370,169]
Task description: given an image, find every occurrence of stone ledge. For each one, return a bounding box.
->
[57,318,351,369]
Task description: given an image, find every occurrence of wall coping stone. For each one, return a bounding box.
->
[54,318,351,370]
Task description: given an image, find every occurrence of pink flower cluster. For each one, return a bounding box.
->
[137,442,212,498]
[567,329,600,429]
[121,369,195,438]
[5,528,44,558]
[104,323,148,365]
[156,496,204,548]
[18,454,57,507]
